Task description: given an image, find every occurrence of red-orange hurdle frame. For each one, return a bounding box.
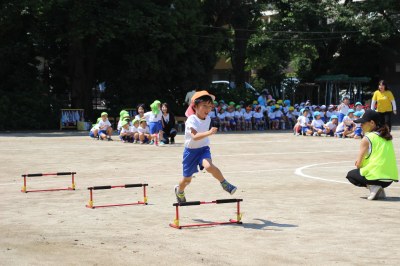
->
[21,172,76,193]
[86,183,148,209]
[169,198,243,229]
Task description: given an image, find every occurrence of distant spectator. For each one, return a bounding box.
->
[161,103,177,144]
[371,80,397,131]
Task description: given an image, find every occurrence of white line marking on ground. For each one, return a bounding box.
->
[295,161,400,189]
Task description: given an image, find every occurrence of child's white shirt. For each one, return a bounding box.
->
[120,127,131,135]
[138,126,150,134]
[343,115,354,126]
[326,111,334,118]
[336,122,345,132]
[253,112,264,119]
[98,119,111,130]
[143,111,162,123]
[268,112,276,119]
[298,116,309,127]
[311,119,325,128]
[209,110,217,119]
[325,121,337,130]
[184,115,211,149]
[217,113,226,120]
[234,111,242,118]
[339,104,349,115]
[130,125,138,133]
[243,112,252,120]
[275,110,283,118]
[225,111,235,119]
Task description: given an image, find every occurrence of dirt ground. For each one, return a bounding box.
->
[1,130,400,265]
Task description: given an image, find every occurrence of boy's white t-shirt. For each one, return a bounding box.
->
[253,112,264,119]
[120,126,132,135]
[243,112,252,120]
[275,110,283,118]
[343,116,354,126]
[143,111,162,123]
[325,121,337,130]
[130,126,138,133]
[185,115,211,149]
[217,113,226,120]
[311,119,325,128]
[336,122,345,132]
[298,116,309,127]
[268,111,276,119]
[209,110,217,119]
[234,111,242,118]
[98,119,111,130]
[225,111,235,119]
[339,104,349,115]
[138,126,150,134]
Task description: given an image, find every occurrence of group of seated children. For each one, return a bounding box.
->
[295,108,364,138]
[209,99,296,131]
[90,100,169,145]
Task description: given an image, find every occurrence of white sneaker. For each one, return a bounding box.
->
[367,185,382,200]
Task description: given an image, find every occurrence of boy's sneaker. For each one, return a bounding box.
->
[174,185,186,203]
[149,140,154,145]
[221,180,237,195]
[107,137,113,141]
[170,138,175,144]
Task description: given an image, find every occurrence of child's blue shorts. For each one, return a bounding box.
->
[245,118,251,122]
[182,146,211,177]
[301,126,308,134]
[355,127,362,136]
[89,131,96,138]
[99,130,107,135]
[228,118,236,125]
[254,118,262,123]
[149,121,162,134]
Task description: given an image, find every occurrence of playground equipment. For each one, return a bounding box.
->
[169,198,243,229]
[21,172,76,193]
[86,183,148,209]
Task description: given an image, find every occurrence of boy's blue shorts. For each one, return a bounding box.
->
[228,118,236,125]
[301,126,308,134]
[149,121,162,134]
[89,131,96,138]
[355,127,362,136]
[99,130,107,135]
[245,118,251,122]
[182,146,211,177]
[254,118,262,123]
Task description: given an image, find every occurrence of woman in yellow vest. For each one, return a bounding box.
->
[346,110,398,200]
[371,80,397,131]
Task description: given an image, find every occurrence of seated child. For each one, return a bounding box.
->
[234,105,244,130]
[119,120,134,143]
[342,109,355,138]
[89,118,101,139]
[253,105,265,130]
[286,106,297,129]
[117,112,130,134]
[311,111,325,136]
[98,112,113,141]
[209,101,219,128]
[274,105,284,130]
[243,106,253,131]
[131,119,140,143]
[349,111,363,139]
[217,108,228,132]
[324,115,338,137]
[298,109,312,136]
[225,105,236,131]
[138,119,151,144]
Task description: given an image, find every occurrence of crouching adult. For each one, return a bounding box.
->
[346,110,398,200]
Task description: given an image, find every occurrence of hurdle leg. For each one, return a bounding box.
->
[71,173,76,190]
[143,185,148,204]
[170,205,180,229]
[86,188,94,208]
[21,176,27,193]
[229,200,243,224]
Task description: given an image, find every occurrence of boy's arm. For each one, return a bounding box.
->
[190,127,217,141]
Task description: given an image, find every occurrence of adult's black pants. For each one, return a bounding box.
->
[378,111,392,131]
[346,169,392,188]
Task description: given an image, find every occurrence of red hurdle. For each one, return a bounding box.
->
[86,183,148,209]
[21,172,76,193]
[169,198,243,229]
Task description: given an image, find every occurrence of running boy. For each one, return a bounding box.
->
[175,91,237,203]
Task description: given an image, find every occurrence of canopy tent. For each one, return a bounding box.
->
[315,75,371,105]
